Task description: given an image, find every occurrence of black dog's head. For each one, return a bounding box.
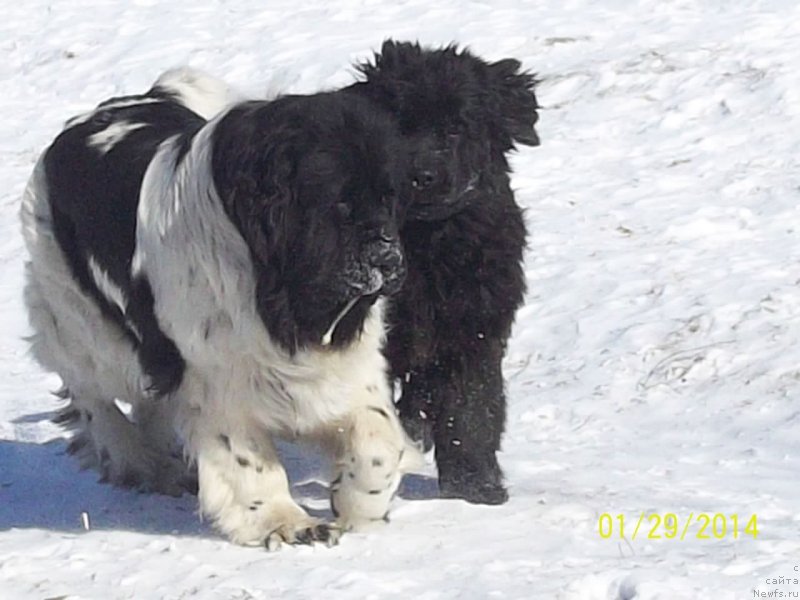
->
[211,92,407,352]
[350,40,540,221]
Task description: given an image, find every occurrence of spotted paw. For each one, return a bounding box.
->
[264,522,341,551]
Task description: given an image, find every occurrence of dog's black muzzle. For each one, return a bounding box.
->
[411,152,452,195]
[407,147,474,221]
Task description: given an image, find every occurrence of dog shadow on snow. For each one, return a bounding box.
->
[0,413,439,538]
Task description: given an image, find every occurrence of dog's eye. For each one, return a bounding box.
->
[335,202,352,219]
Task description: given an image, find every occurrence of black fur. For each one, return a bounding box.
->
[41,82,408,398]
[211,94,408,353]
[349,40,540,504]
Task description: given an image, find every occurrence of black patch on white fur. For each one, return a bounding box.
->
[127,275,185,395]
[367,406,390,420]
[172,129,201,167]
[42,91,204,396]
[330,493,340,518]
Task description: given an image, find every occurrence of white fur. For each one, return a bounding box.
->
[88,121,147,155]
[64,67,239,132]
[87,255,128,312]
[64,97,161,128]
[22,74,422,546]
[153,67,241,120]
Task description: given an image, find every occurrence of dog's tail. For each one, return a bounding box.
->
[151,67,241,121]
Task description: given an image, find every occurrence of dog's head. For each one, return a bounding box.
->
[211,93,408,351]
[351,40,540,221]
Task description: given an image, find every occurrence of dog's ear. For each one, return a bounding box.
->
[487,58,540,148]
[356,39,423,79]
[212,102,310,351]
[211,104,297,266]
[374,39,421,71]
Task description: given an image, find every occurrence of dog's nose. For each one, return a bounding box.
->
[367,236,405,295]
[368,238,403,270]
[412,169,436,190]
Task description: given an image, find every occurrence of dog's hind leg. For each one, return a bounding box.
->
[60,392,155,487]
[23,250,179,493]
[133,399,196,494]
[31,312,184,494]
[24,270,160,490]
[22,167,189,495]
[55,390,191,495]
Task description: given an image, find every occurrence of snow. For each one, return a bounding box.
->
[2,0,800,598]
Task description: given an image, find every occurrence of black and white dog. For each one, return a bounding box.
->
[348,41,540,505]
[21,68,421,548]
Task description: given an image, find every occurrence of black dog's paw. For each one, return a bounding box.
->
[439,475,509,505]
[437,454,508,505]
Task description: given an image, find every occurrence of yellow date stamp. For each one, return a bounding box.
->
[598,512,758,541]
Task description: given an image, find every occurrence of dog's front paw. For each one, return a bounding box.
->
[209,497,341,549]
[329,403,425,529]
[330,474,394,531]
[439,476,508,505]
[265,522,341,551]
[330,449,399,530]
[437,456,508,505]
[330,444,423,530]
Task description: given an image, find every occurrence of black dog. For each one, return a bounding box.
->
[21,68,421,547]
[348,41,540,504]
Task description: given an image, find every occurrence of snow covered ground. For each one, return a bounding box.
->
[2,0,800,598]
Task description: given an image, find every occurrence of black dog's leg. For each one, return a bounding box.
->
[395,367,438,452]
[433,341,508,505]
